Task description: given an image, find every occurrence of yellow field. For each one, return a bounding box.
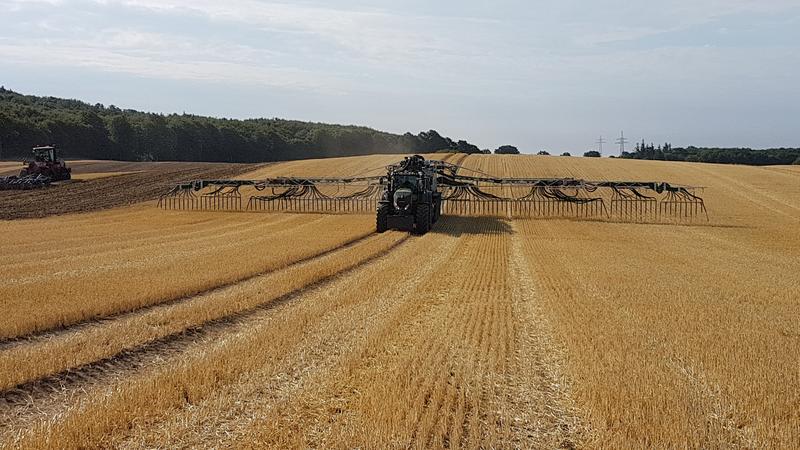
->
[0,154,797,449]
[0,207,375,339]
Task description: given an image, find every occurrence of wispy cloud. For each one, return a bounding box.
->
[3,0,798,88]
[95,0,489,63]
[0,29,340,91]
[0,0,798,149]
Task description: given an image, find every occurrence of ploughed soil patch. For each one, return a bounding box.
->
[0,162,262,220]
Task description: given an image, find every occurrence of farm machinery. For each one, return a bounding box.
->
[160,155,707,234]
[0,146,71,190]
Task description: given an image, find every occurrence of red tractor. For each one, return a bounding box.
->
[20,146,71,181]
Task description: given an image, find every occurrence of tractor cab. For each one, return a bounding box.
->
[32,146,58,163]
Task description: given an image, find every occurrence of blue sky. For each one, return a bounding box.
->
[1,0,798,153]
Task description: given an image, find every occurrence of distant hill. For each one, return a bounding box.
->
[0,88,482,162]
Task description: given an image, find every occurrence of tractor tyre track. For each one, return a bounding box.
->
[113,226,463,449]
[0,230,406,395]
[0,229,377,349]
[213,218,584,449]
[0,232,410,435]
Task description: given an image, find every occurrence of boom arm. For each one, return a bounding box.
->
[159,156,707,221]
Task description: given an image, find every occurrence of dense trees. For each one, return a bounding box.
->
[495,145,520,154]
[621,140,800,166]
[0,88,482,162]
[583,151,601,157]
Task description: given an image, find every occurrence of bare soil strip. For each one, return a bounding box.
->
[0,162,259,220]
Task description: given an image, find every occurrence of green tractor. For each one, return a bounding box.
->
[376,155,441,235]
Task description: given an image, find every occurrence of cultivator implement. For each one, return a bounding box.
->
[0,146,71,191]
[160,157,707,224]
[0,174,52,190]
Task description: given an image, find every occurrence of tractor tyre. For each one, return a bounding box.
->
[414,203,431,235]
[376,203,389,233]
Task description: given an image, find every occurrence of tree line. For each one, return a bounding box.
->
[0,88,490,162]
[621,140,800,165]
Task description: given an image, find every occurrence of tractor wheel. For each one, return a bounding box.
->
[414,203,431,235]
[376,203,389,233]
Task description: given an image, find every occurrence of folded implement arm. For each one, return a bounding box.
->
[160,157,707,222]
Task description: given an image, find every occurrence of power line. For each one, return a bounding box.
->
[596,135,606,154]
[615,131,628,155]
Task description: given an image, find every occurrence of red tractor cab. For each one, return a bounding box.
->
[20,146,71,181]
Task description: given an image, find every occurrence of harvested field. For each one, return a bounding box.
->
[0,154,798,449]
[0,207,374,339]
[0,162,259,219]
[0,162,21,176]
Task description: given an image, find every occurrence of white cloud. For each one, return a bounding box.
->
[0,32,341,91]
[1,1,798,103]
[90,0,495,64]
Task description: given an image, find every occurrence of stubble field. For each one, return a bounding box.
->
[0,154,798,449]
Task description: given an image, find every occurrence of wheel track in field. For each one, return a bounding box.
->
[121,219,468,448]
[1,214,311,281]
[1,205,260,251]
[113,225,463,449]
[406,246,486,448]
[407,230,511,448]
[286,218,582,448]
[0,232,403,393]
[0,225,377,348]
[447,152,470,170]
[2,214,328,287]
[0,231,410,433]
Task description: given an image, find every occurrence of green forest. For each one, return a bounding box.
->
[3,88,797,165]
[621,141,800,165]
[0,88,484,162]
